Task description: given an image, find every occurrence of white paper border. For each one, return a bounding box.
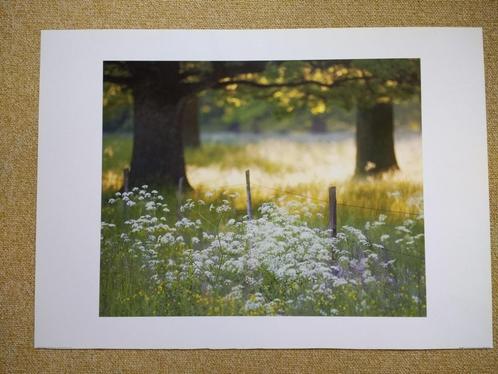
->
[35,28,492,349]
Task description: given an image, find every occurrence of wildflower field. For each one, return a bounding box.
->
[100,132,426,316]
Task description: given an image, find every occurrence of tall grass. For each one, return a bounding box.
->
[100,131,425,316]
[100,187,425,316]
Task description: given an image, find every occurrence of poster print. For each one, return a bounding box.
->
[100,59,426,317]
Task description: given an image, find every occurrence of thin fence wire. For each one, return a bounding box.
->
[120,172,426,264]
[253,185,329,204]
[176,178,425,260]
[204,182,425,262]
[216,183,422,217]
[336,202,421,217]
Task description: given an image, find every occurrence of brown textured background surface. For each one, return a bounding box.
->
[1,0,497,372]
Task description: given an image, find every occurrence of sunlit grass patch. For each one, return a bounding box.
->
[102,131,424,227]
[186,131,423,192]
[186,143,295,174]
[102,130,423,195]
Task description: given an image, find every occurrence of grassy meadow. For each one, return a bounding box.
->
[100,130,426,316]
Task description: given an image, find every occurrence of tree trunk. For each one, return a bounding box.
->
[128,62,191,189]
[181,95,201,148]
[228,121,240,133]
[311,114,327,133]
[355,102,399,177]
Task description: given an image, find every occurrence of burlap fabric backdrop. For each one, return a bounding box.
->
[1,1,497,372]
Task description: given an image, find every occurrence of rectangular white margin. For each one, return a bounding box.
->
[35,28,492,349]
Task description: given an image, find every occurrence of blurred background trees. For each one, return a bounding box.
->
[103,59,420,189]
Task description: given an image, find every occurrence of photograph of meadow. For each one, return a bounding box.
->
[100,59,426,317]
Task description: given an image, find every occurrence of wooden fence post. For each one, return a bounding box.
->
[328,186,337,237]
[177,176,184,202]
[176,176,184,219]
[123,168,130,193]
[245,169,253,220]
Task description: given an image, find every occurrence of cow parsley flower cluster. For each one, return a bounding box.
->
[100,186,425,316]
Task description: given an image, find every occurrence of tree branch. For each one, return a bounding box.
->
[214,75,371,90]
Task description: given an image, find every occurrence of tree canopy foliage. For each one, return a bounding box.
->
[104,59,419,124]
